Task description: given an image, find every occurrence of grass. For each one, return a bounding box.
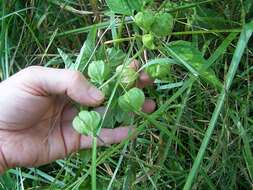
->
[0,0,253,189]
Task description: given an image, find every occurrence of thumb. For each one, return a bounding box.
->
[15,66,104,106]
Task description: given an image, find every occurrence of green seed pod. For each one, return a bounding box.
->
[88,60,109,84]
[151,12,173,37]
[134,11,155,31]
[145,63,170,80]
[116,65,138,88]
[118,87,145,112]
[142,34,155,49]
[72,110,101,136]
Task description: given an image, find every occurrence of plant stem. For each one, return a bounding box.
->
[92,137,97,190]
[170,28,241,36]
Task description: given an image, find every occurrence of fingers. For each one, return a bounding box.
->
[47,106,131,163]
[129,60,153,88]
[93,97,156,115]
[129,60,155,113]
[94,59,156,114]
[142,99,156,113]
[51,121,130,160]
[19,66,104,107]
[128,59,140,71]
[137,71,154,89]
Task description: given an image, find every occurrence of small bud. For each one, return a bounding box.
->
[72,110,101,136]
[118,87,145,112]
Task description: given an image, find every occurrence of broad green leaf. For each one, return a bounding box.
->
[194,6,230,29]
[74,27,97,71]
[107,47,126,67]
[166,40,223,90]
[106,0,142,15]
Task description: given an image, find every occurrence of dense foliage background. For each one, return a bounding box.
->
[0,0,253,189]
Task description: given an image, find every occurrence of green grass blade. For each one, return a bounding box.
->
[231,113,253,181]
[91,137,97,190]
[183,21,253,190]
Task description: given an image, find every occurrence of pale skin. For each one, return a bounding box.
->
[0,61,155,173]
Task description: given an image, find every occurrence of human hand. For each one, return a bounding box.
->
[0,63,155,173]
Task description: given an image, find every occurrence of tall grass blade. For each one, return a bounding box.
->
[183,21,253,190]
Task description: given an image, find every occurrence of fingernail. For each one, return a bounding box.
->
[88,86,104,101]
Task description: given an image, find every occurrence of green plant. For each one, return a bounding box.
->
[2,0,253,189]
[118,87,145,112]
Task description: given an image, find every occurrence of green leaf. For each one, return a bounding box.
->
[194,6,230,30]
[166,40,223,90]
[107,47,126,67]
[106,0,142,15]
[231,115,253,181]
[74,27,97,71]
[57,48,74,69]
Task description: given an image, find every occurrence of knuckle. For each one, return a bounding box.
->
[21,66,42,77]
[24,66,42,73]
[69,70,85,84]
